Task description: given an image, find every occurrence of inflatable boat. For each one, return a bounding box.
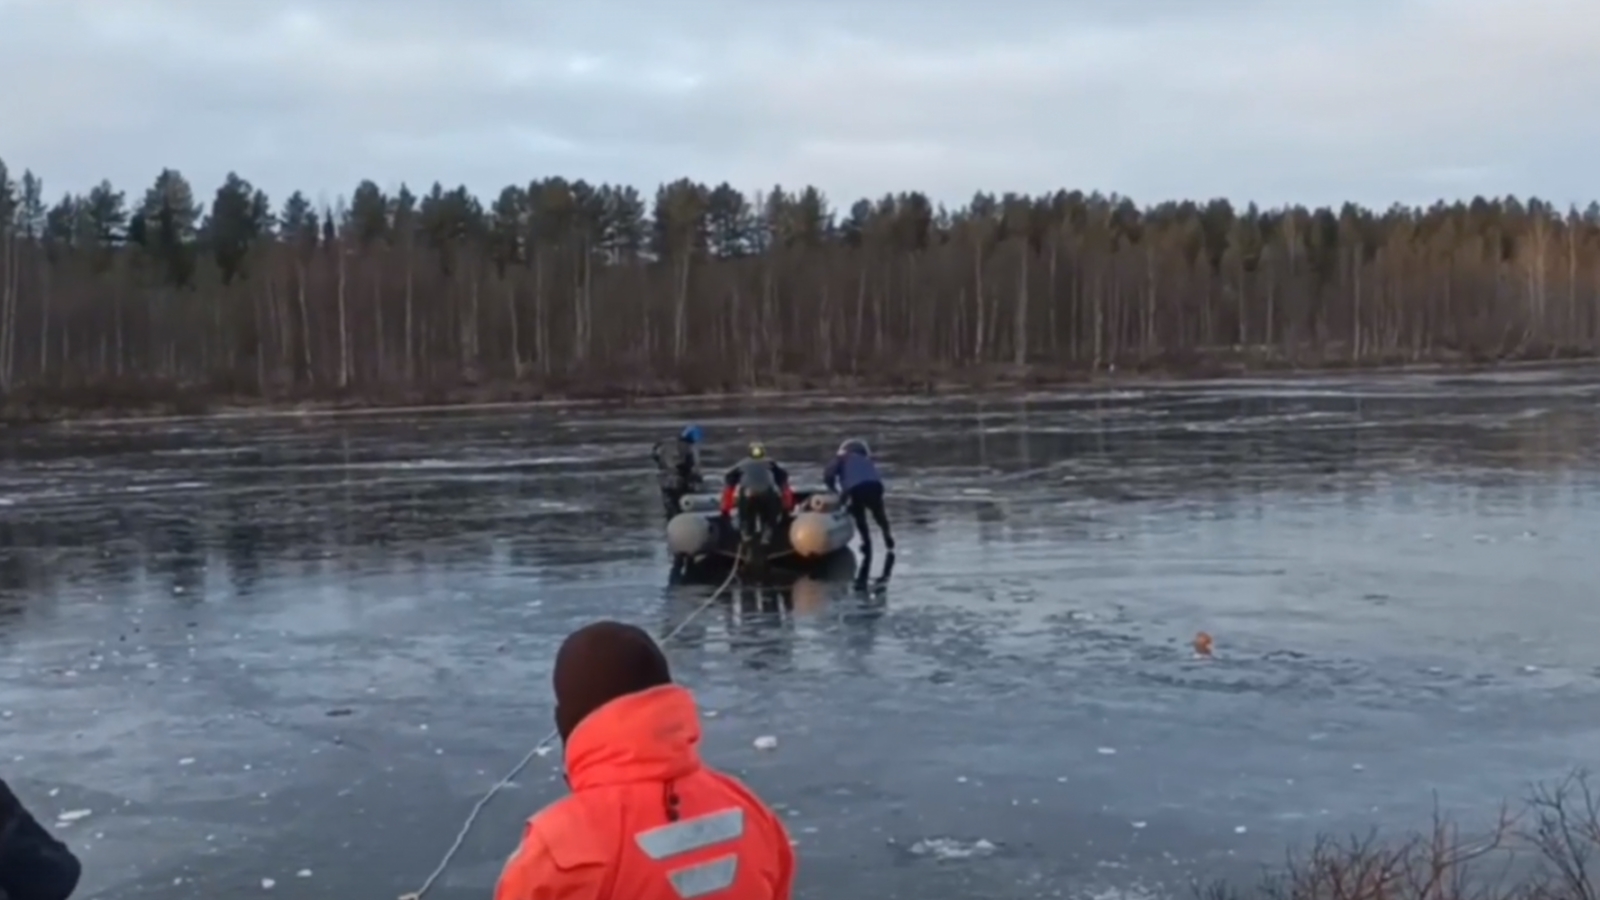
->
[665,485,856,578]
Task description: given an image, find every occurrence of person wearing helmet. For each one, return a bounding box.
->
[651,424,706,518]
[824,437,894,552]
[719,442,793,555]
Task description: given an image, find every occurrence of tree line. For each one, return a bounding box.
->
[2,156,1598,411]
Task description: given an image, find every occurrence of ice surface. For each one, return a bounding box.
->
[1,367,1597,898]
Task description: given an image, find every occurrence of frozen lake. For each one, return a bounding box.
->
[1,367,1597,899]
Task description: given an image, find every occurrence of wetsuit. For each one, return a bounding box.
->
[722,458,790,547]
[652,438,704,517]
[824,445,894,551]
[0,778,81,900]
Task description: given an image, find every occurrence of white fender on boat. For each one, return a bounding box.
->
[666,512,714,556]
[677,493,722,514]
[804,492,841,512]
[789,509,854,558]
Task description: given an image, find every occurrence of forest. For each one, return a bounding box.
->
[1,156,1598,414]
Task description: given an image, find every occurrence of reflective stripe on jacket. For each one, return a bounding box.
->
[494,685,795,900]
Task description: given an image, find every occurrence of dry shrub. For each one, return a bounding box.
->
[1197,773,1600,900]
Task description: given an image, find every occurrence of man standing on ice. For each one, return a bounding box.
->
[824,438,894,553]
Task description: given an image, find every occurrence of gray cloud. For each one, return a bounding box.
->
[2,0,1596,211]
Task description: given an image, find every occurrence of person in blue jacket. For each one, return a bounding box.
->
[824,438,894,552]
[0,777,82,900]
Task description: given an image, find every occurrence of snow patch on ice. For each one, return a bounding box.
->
[908,837,998,860]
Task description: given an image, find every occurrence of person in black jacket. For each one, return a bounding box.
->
[718,442,792,557]
[0,777,82,900]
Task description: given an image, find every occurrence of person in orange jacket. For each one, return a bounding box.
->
[495,620,795,900]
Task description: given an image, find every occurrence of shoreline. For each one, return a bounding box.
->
[1198,776,1594,900]
[6,353,1598,428]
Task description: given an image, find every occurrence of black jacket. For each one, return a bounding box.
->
[0,778,81,900]
[651,439,704,489]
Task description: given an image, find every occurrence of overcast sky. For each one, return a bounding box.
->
[2,0,1596,212]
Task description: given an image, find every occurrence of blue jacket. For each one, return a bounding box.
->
[824,450,881,493]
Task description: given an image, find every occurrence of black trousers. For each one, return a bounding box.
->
[736,488,785,543]
[0,782,82,900]
[660,485,687,518]
[659,474,703,518]
[845,481,893,547]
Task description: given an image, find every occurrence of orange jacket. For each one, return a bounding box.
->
[494,685,795,900]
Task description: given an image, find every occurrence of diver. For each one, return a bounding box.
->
[651,424,705,518]
[824,437,894,552]
[720,442,793,560]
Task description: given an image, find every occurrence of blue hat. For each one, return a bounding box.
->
[680,424,703,444]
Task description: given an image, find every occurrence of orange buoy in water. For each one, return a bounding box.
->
[1192,631,1213,657]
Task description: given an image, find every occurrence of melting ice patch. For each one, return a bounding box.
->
[150,446,253,457]
[907,837,998,860]
[125,481,208,493]
[527,498,591,514]
[255,454,599,475]
[1080,883,1168,900]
